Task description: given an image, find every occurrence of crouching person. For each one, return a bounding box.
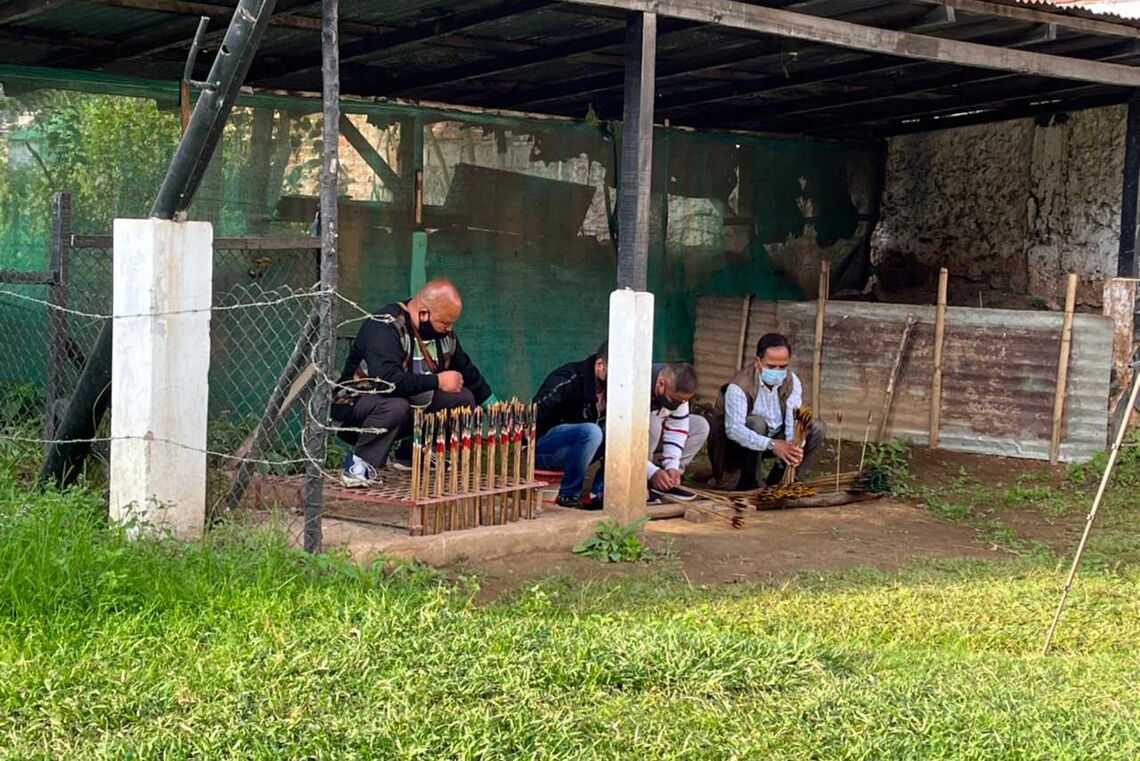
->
[708,333,825,490]
[532,342,608,508]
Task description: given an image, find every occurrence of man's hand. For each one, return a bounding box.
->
[771,439,804,467]
[437,370,464,393]
[650,468,682,491]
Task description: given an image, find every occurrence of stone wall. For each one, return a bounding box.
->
[872,105,1127,306]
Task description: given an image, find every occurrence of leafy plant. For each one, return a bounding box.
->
[863,439,914,493]
[573,517,651,563]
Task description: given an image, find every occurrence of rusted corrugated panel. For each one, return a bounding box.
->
[692,296,777,402]
[694,296,1112,462]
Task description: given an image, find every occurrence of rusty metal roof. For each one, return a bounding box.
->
[3,0,1140,138]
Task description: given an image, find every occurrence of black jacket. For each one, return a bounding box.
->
[533,353,603,438]
[338,301,493,403]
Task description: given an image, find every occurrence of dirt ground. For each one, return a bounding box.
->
[461,447,1082,600]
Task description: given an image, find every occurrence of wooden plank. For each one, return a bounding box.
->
[1050,274,1078,464]
[0,269,54,285]
[616,11,656,290]
[338,114,402,192]
[564,0,1140,87]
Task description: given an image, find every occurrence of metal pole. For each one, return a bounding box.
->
[1119,92,1140,278]
[615,10,656,291]
[1043,364,1140,654]
[301,0,340,554]
[40,0,278,487]
[45,191,70,444]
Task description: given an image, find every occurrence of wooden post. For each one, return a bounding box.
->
[1119,92,1140,278]
[877,315,917,442]
[929,267,948,449]
[1050,274,1079,464]
[301,0,340,554]
[811,259,830,415]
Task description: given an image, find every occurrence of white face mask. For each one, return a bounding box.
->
[761,367,787,386]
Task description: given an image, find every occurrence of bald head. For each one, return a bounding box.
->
[409,278,463,335]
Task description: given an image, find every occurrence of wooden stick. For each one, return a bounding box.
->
[858,411,873,471]
[1050,273,1079,465]
[473,408,484,526]
[434,413,445,532]
[449,409,460,530]
[835,412,843,493]
[736,293,754,370]
[929,267,948,449]
[462,409,473,528]
[876,315,917,442]
[512,403,524,522]
[811,260,830,415]
[1043,364,1140,654]
[486,406,498,524]
[421,414,434,533]
[410,409,422,500]
[527,403,537,519]
[499,404,511,521]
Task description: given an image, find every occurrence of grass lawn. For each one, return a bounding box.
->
[2,440,1140,758]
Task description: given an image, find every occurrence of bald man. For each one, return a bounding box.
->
[331,279,493,486]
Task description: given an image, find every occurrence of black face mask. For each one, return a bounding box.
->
[416,311,446,340]
[656,394,682,411]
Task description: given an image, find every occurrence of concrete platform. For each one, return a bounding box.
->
[287,506,607,566]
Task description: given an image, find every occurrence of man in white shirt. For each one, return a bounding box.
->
[707,333,826,490]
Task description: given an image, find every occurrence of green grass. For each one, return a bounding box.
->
[2,453,1140,757]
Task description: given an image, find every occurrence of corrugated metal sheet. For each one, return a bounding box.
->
[693,296,1112,462]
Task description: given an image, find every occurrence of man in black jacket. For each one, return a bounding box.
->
[532,342,607,507]
[331,279,493,487]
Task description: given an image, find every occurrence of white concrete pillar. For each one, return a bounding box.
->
[603,288,654,525]
[110,219,213,539]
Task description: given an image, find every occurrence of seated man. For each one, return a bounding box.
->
[591,361,710,505]
[331,278,493,487]
[708,333,826,490]
[532,342,608,508]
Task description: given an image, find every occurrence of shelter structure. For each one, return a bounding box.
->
[4,0,1140,549]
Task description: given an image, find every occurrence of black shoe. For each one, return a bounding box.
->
[766,463,787,486]
[663,485,697,502]
[647,489,665,506]
[555,494,581,508]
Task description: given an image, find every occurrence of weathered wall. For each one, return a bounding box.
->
[873,105,1126,306]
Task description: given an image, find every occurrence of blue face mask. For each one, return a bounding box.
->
[760,367,787,387]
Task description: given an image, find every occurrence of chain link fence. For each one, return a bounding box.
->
[0,194,325,505]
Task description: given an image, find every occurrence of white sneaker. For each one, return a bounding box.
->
[341,454,378,488]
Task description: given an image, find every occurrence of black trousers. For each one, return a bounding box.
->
[330,389,476,468]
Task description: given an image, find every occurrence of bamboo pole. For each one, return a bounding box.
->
[421,414,434,533]
[811,260,830,415]
[858,411,873,471]
[462,409,473,528]
[876,315,917,442]
[1043,365,1140,654]
[434,413,445,532]
[499,404,510,521]
[410,409,421,500]
[835,412,843,493]
[929,267,948,449]
[736,294,754,370]
[1050,274,1079,465]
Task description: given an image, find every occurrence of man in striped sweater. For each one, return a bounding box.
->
[645,363,709,500]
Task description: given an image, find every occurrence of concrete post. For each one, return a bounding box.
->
[603,289,654,525]
[110,219,213,539]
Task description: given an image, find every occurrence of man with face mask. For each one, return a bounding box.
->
[331,278,493,487]
[532,341,608,508]
[708,333,826,490]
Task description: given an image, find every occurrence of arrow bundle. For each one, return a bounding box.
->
[409,400,538,535]
[779,406,814,486]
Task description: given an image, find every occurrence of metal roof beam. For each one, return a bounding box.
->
[910,0,1140,40]
[250,0,556,84]
[0,0,65,26]
[561,0,1140,87]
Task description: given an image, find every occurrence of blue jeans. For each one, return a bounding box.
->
[535,423,604,498]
